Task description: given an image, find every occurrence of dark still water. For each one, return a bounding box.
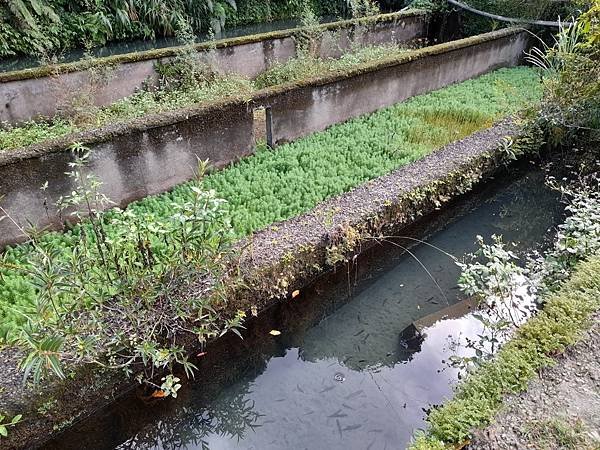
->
[43,168,564,450]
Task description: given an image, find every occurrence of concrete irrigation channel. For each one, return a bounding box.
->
[0,11,542,447]
[0,116,554,448]
[0,26,531,249]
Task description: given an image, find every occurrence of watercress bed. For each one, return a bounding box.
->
[0,67,542,342]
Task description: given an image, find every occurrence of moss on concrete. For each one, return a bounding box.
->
[0,27,526,169]
[0,10,428,83]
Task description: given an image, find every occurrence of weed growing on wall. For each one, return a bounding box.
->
[2,150,243,392]
[155,18,220,92]
[1,39,415,152]
[253,43,411,88]
[0,75,253,151]
[0,67,542,341]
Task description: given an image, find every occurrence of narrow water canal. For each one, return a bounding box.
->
[43,167,564,450]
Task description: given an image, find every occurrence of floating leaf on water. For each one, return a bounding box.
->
[291,290,300,298]
[269,330,281,336]
[151,390,167,398]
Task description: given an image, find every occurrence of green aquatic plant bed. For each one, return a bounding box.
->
[0,67,541,340]
[410,255,600,449]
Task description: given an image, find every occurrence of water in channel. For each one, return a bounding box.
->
[43,167,564,450]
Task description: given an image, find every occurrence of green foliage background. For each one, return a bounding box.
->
[456,0,589,35]
[0,0,346,58]
[224,0,347,28]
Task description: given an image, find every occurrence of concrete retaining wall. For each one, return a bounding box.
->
[0,11,429,125]
[0,102,254,245]
[0,28,531,249]
[265,28,529,144]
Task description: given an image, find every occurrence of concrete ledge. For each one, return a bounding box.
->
[232,119,523,304]
[0,120,531,449]
[262,27,529,144]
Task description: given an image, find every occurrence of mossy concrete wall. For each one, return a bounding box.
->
[0,28,529,249]
[0,11,429,125]
[0,103,254,247]
[265,28,529,145]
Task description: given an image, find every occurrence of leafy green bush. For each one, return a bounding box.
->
[0,0,347,58]
[7,154,243,390]
[0,67,542,341]
[527,4,600,147]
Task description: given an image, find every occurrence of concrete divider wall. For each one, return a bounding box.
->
[0,11,429,125]
[0,28,530,249]
[0,103,254,245]
[266,29,529,145]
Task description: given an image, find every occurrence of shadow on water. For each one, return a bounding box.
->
[42,166,564,450]
[0,16,340,73]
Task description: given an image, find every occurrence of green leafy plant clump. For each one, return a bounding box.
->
[410,254,600,448]
[5,154,245,390]
[0,67,542,341]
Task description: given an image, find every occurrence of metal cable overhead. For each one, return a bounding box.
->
[447,0,574,27]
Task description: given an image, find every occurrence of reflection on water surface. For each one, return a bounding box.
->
[44,169,564,450]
